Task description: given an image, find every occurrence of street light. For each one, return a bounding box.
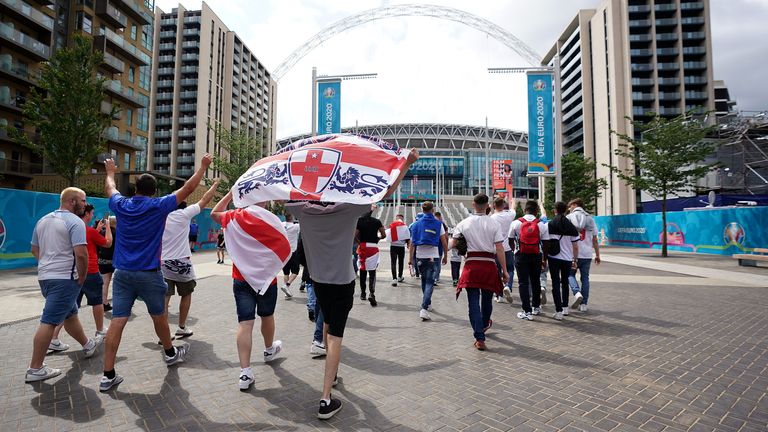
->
[488,57,564,203]
[311,66,378,136]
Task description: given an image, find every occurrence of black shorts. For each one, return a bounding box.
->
[189,234,198,242]
[98,259,114,275]
[313,280,354,338]
[282,251,300,275]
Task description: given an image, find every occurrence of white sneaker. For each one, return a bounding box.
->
[563,306,570,316]
[310,341,326,357]
[48,340,70,352]
[517,311,533,321]
[175,327,193,337]
[391,279,398,287]
[427,305,434,312]
[419,308,431,321]
[494,295,505,303]
[99,374,124,392]
[239,372,254,391]
[25,364,62,383]
[280,286,293,299]
[502,287,513,303]
[83,337,103,358]
[532,307,542,316]
[264,340,282,362]
[579,304,588,312]
[571,292,583,309]
[553,311,564,321]
[95,328,108,340]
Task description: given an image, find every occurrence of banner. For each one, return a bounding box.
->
[492,159,513,190]
[232,134,411,207]
[317,80,341,135]
[526,73,554,174]
[407,157,464,177]
[593,206,768,255]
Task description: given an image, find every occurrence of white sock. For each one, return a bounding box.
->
[321,398,331,405]
[51,339,60,345]
[83,339,95,350]
[241,367,252,376]
[265,344,276,354]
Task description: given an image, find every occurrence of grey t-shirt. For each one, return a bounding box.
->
[31,210,87,280]
[286,202,370,285]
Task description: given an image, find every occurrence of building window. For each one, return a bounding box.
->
[128,66,135,83]
[125,109,133,126]
[110,149,117,159]
[75,12,93,34]
[137,107,149,132]
[130,25,137,40]
[141,25,153,51]
[138,66,150,91]
[124,152,130,169]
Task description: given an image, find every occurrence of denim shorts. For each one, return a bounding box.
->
[233,280,277,322]
[78,272,104,306]
[39,279,80,325]
[112,269,168,318]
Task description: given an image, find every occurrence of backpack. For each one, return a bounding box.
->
[518,217,541,254]
[547,236,562,257]
[455,233,468,256]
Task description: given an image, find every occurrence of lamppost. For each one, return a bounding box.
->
[488,56,563,203]
[311,67,377,136]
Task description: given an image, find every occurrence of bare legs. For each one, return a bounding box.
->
[30,316,88,369]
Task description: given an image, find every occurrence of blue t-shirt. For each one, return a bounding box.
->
[109,193,178,271]
[189,223,199,236]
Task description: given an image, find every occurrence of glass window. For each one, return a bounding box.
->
[130,25,137,40]
[110,149,117,159]
[76,12,93,34]
[141,25,153,51]
[138,66,150,91]
[137,107,149,132]
[128,66,135,83]
[125,109,133,126]
[123,152,130,169]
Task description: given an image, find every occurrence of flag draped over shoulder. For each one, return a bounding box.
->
[388,221,411,243]
[220,206,291,294]
[231,134,411,208]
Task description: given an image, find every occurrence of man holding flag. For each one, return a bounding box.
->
[388,214,410,286]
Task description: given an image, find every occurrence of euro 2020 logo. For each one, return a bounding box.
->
[532,80,547,91]
[323,87,336,98]
[0,216,6,250]
[723,222,745,246]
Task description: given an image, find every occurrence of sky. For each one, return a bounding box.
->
[154,0,768,140]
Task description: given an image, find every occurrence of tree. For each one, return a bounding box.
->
[544,153,608,215]
[209,125,264,195]
[11,35,116,186]
[606,112,717,257]
[514,201,524,218]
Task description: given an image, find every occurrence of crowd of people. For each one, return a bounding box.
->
[24,146,603,421]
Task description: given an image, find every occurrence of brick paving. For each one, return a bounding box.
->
[1,252,766,431]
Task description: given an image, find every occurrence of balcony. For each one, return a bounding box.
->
[629,19,651,27]
[112,0,151,25]
[680,2,704,10]
[182,41,199,49]
[656,33,679,42]
[158,42,175,51]
[177,155,194,164]
[0,157,42,178]
[153,143,170,151]
[682,32,705,40]
[632,93,655,101]
[684,76,707,85]
[0,58,41,86]
[631,78,654,86]
[154,156,170,164]
[180,65,197,74]
[103,127,142,149]
[658,107,682,116]
[156,92,174,101]
[655,4,677,12]
[0,90,24,113]
[659,92,681,101]
[104,80,147,108]
[655,18,678,27]
[156,79,173,88]
[632,107,653,117]
[181,53,199,62]
[681,16,705,26]
[682,46,706,55]
[183,15,200,24]
[628,5,651,13]
[154,116,172,125]
[657,62,680,71]
[178,141,194,150]
[179,103,196,112]
[628,34,652,42]
[630,49,652,57]
[160,18,176,26]
[95,0,127,29]
[158,55,175,63]
[685,91,708,100]
[179,90,196,99]
[656,47,679,56]
[683,61,707,70]
[180,78,197,87]
[156,104,172,113]
[631,63,654,72]
[1,0,54,33]
[177,129,195,138]
[157,67,174,76]
[182,28,199,36]
[100,51,124,74]
[0,22,50,60]
[177,168,193,177]
[100,100,120,118]
[657,77,681,85]
[159,30,175,39]
[99,27,150,65]
[154,130,171,139]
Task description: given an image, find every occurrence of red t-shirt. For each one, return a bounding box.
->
[86,227,108,274]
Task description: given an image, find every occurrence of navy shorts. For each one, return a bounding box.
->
[233,280,277,322]
[78,272,104,306]
[40,279,80,325]
[313,280,355,338]
[112,269,168,318]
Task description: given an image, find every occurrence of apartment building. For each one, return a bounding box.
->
[148,2,276,178]
[0,0,154,189]
[543,0,715,215]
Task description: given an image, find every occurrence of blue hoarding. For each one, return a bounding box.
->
[317,80,341,135]
[526,73,554,174]
[593,207,768,255]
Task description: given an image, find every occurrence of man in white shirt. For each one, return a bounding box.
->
[566,198,600,312]
[281,213,301,299]
[451,193,508,351]
[161,180,219,338]
[508,200,548,321]
[490,197,516,304]
[542,201,579,320]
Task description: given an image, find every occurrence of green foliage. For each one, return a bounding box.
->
[605,112,717,256]
[514,201,524,218]
[208,125,264,195]
[544,153,607,215]
[11,35,116,187]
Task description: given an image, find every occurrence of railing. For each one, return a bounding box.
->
[155,104,172,113]
[154,156,170,164]
[685,91,708,99]
[181,41,199,49]
[179,91,196,99]
[96,0,128,28]
[628,34,652,42]
[178,142,194,150]
[104,80,147,107]
[680,2,704,10]
[655,18,677,26]
[656,48,679,56]
[180,65,197,73]
[0,59,41,82]
[628,5,651,13]
[178,116,195,124]
[655,4,677,11]
[680,17,705,25]
[659,92,681,100]
[158,42,175,51]
[157,67,174,75]
[100,27,150,64]
[176,155,194,163]
[153,143,170,151]
[102,52,124,72]
[154,116,172,125]
[682,46,706,55]
[629,19,651,27]
[178,103,196,112]
[684,76,707,84]
[0,22,50,58]
[157,55,175,63]
[154,130,171,138]
[156,92,173,101]
[682,32,706,39]
[181,53,199,61]
[178,129,195,137]
[0,157,44,175]
[1,0,54,30]
[159,30,175,38]
[657,62,680,70]
[683,61,707,69]
[658,77,681,85]
[177,168,193,177]
[179,78,197,86]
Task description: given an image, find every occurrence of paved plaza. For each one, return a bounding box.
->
[0,248,766,431]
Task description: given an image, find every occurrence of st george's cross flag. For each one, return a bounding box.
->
[219,206,291,294]
[231,134,412,207]
[387,220,410,243]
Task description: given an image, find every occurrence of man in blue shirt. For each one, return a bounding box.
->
[99,154,212,392]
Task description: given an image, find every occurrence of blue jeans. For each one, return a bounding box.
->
[465,288,493,342]
[417,258,439,310]
[39,279,80,325]
[233,280,277,321]
[112,269,168,318]
[306,280,325,343]
[568,258,592,304]
[434,253,443,282]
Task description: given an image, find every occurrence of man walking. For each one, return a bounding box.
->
[408,201,447,321]
[490,197,515,304]
[25,188,103,382]
[161,179,219,339]
[78,204,112,339]
[99,155,211,392]
[543,202,579,320]
[566,198,600,312]
[280,213,301,299]
[388,214,409,286]
[508,200,547,321]
[355,206,386,306]
[451,194,508,351]
[188,218,199,252]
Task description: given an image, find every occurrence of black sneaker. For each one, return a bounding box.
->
[360,293,367,301]
[369,296,377,307]
[308,310,315,322]
[103,303,112,312]
[317,397,342,420]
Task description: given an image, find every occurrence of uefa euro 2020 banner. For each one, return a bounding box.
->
[526,73,554,175]
[317,80,341,135]
[594,206,768,256]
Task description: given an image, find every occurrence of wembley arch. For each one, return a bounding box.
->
[272,4,542,81]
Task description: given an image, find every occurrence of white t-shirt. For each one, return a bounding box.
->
[31,210,87,280]
[490,210,516,252]
[452,213,504,253]
[567,209,597,259]
[414,225,446,259]
[541,223,579,262]
[283,222,301,253]
[508,214,547,254]
[161,204,200,260]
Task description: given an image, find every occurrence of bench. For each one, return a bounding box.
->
[733,248,768,267]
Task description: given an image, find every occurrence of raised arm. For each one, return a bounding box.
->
[384,149,420,198]
[99,218,113,248]
[104,159,119,197]
[174,153,213,205]
[196,179,221,209]
[210,191,232,225]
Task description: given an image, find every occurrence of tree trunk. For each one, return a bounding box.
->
[661,195,668,258]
